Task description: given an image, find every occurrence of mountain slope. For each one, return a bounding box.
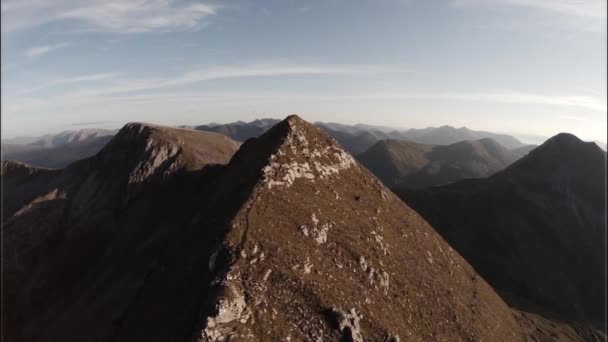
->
[189,115,522,341]
[3,116,527,341]
[511,144,538,158]
[2,124,241,342]
[400,133,607,328]
[358,138,521,189]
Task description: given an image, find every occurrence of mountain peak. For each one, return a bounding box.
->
[229,114,358,190]
[197,116,522,341]
[516,132,605,165]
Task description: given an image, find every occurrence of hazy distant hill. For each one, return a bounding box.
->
[511,144,538,158]
[401,125,525,149]
[400,133,607,327]
[194,119,527,155]
[194,119,281,142]
[358,138,521,189]
[2,136,114,169]
[1,128,118,169]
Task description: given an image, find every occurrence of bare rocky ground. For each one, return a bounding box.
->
[1,116,603,341]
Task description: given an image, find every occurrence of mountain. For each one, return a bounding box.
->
[400,133,607,330]
[193,119,526,155]
[194,119,281,142]
[511,144,538,158]
[2,135,114,169]
[358,138,521,189]
[2,123,241,342]
[1,128,118,169]
[2,116,547,341]
[27,128,117,149]
[402,125,525,149]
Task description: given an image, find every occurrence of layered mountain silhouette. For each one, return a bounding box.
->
[358,138,522,189]
[2,120,528,170]
[401,125,524,149]
[400,133,607,330]
[194,119,527,154]
[2,116,546,341]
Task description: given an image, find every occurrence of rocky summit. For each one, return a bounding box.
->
[2,115,596,342]
[196,115,521,341]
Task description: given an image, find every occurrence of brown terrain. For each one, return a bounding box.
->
[358,138,521,189]
[1,116,604,341]
[400,133,607,338]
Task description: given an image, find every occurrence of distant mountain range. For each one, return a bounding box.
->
[1,129,117,169]
[399,133,607,328]
[2,120,534,170]
[195,119,529,153]
[358,138,523,189]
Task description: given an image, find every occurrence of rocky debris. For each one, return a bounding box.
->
[261,116,357,189]
[332,308,364,342]
[202,284,252,341]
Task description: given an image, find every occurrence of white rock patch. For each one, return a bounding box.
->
[261,125,357,189]
[203,284,252,341]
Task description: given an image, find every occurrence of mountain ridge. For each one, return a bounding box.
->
[3,116,528,341]
[399,131,607,328]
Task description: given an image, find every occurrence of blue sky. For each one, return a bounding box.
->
[1,0,606,142]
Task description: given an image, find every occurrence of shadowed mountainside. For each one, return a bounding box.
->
[400,133,607,330]
[358,138,521,189]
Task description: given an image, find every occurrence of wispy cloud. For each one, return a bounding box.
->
[362,91,608,112]
[451,0,607,32]
[16,72,121,94]
[452,0,606,18]
[0,62,409,114]
[162,64,406,87]
[1,0,221,33]
[24,42,69,57]
[59,63,408,97]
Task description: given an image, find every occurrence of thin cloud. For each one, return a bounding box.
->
[162,64,408,87]
[1,0,221,33]
[363,91,607,112]
[451,0,607,32]
[63,63,409,97]
[24,42,69,58]
[452,0,606,18]
[16,72,121,94]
